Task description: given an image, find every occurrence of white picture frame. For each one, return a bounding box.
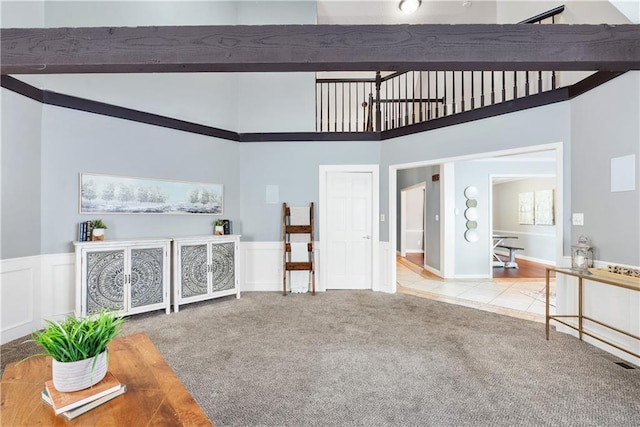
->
[80,173,223,215]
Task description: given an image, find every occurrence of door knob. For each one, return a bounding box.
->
[363,235,371,239]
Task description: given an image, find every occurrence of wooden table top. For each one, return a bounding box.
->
[1,332,212,426]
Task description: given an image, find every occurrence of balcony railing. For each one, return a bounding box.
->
[315,5,565,133]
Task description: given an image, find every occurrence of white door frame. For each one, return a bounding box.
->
[319,165,380,292]
[388,142,563,290]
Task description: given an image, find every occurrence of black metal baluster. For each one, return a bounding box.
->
[333,83,338,132]
[341,82,345,132]
[318,82,323,131]
[481,72,485,107]
[348,82,352,132]
[435,72,440,118]
[471,71,475,109]
[538,71,543,94]
[491,72,495,105]
[525,71,530,96]
[427,72,431,120]
[452,71,456,114]
[374,72,380,132]
[419,72,423,121]
[502,71,506,101]
[513,71,518,99]
[552,15,557,89]
[411,71,416,124]
[443,72,448,115]
[460,71,465,112]
[404,72,409,126]
[397,77,401,127]
[355,83,359,132]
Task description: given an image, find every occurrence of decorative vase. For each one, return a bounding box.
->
[92,228,105,241]
[214,226,224,235]
[52,351,108,392]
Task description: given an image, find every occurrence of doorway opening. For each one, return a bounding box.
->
[400,182,426,269]
[490,170,558,280]
[389,142,564,296]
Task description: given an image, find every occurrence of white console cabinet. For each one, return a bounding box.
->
[172,235,240,312]
[74,238,171,317]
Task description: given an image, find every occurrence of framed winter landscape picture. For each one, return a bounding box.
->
[80,173,223,214]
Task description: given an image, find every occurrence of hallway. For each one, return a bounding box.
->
[396,256,556,323]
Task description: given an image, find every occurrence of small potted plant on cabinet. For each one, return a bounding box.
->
[91,219,108,241]
[214,219,224,235]
[31,310,124,392]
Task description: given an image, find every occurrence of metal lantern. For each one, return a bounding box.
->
[571,235,593,273]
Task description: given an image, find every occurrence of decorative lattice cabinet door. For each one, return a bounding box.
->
[74,239,171,317]
[85,249,125,314]
[172,235,241,312]
[211,242,236,292]
[130,247,166,309]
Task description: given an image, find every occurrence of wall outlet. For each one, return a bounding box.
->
[572,213,584,226]
[380,214,385,222]
[435,214,439,221]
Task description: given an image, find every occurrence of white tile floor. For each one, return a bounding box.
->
[396,262,556,323]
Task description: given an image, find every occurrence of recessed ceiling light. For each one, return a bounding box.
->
[399,0,422,15]
[462,1,472,7]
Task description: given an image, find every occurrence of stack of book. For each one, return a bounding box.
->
[41,371,126,420]
[77,221,94,242]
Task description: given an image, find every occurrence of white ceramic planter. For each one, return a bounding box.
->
[92,228,105,241]
[52,351,108,392]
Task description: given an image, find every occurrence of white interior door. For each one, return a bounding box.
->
[326,171,372,289]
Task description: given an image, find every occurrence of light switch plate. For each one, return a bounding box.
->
[572,213,584,226]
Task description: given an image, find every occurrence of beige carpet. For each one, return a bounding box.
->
[2,291,639,426]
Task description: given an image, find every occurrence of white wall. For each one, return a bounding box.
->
[404,186,425,253]
[492,177,557,264]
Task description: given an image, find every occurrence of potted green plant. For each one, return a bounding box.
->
[91,219,108,241]
[213,219,224,235]
[31,310,124,392]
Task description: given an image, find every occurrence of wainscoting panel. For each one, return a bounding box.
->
[41,253,75,320]
[1,253,75,345]
[239,241,391,293]
[378,241,393,293]
[239,242,282,292]
[1,256,39,344]
[554,257,640,366]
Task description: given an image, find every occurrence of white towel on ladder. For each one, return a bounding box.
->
[289,206,310,293]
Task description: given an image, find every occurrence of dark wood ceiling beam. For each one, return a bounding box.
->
[2,24,639,74]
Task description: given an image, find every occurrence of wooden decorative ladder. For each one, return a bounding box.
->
[282,202,315,296]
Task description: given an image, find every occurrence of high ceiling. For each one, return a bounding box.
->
[316,0,635,25]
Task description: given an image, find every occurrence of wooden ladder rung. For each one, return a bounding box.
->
[285,225,312,234]
[285,243,313,252]
[285,262,313,271]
